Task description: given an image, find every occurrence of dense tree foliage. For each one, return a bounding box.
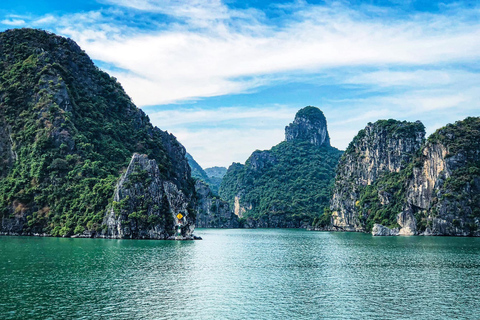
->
[220,140,343,226]
[0,29,191,236]
[327,117,480,233]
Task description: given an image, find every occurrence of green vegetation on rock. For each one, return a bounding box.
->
[0,29,193,236]
[220,107,342,227]
[328,116,480,236]
[186,153,226,195]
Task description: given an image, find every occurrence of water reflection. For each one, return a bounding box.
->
[1,231,480,320]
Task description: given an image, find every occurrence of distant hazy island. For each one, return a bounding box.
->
[1,29,479,239]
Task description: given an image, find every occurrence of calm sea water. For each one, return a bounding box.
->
[1,229,479,319]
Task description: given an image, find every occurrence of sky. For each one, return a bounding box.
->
[1,0,479,168]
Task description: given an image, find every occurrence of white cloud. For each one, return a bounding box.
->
[32,15,57,25]
[175,127,285,168]
[148,105,294,127]
[30,1,480,106]
[1,19,26,26]
[148,105,299,167]
[3,1,479,167]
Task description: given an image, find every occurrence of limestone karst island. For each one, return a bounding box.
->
[1,5,480,318]
[1,30,479,238]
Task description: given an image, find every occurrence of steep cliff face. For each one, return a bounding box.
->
[285,106,330,147]
[220,106,342,227]
[329,117,480,237]
[329,120,425,232]
[101,154,195,239]
[0,29,195,238]
[158,130,193,193]
[195,180,239,228]
[406,117,480,236]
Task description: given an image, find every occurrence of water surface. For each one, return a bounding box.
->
[1,229,479,319]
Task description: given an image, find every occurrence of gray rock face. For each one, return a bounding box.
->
[248,150,277,173]
[330,117,480,237]
[372,224,399,236]
[285,106,330,147]
[101,153,195,239]
[195,180,239,228]
[330,120,425,232]
[157,129,194,193]
[405,122,480,236]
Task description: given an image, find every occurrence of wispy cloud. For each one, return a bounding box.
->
[1,1,479,167]
[16,1,480,106]
[1,18,26,26]
[149,105,294,127]
[148,105,297,167]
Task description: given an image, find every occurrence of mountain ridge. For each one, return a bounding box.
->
[0,28,196,239]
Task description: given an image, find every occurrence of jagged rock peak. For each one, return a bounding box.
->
[285,106,330,147]
[102,153,195,240]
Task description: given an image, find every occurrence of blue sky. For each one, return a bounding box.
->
[1,0,480,168]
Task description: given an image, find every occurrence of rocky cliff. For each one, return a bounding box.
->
[285,106,330,147]
[328,117,480,236]
[195,180,239,228]
[329,119,425,232]
[101,154,195,239]
[0,28,196,238]
[405,117,480,236]
[220,106,342,227]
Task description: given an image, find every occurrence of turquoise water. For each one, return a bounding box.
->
[1,229,480,319]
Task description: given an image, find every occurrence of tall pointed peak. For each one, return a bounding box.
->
[285,106,330,147]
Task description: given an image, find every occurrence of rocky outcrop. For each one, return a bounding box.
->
[0,29,196,238]
[195,180,239,228]
[101,154,195,239]
[248,150,278,172]
[405,117,480,236]
[285,106,330,147]
[372,224,399,236]
[330,117,480,237]
[370,210,417,236]
[330,119,425,232]
[158,130,194,193]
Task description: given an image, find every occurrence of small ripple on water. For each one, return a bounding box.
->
[1,231,480,319]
